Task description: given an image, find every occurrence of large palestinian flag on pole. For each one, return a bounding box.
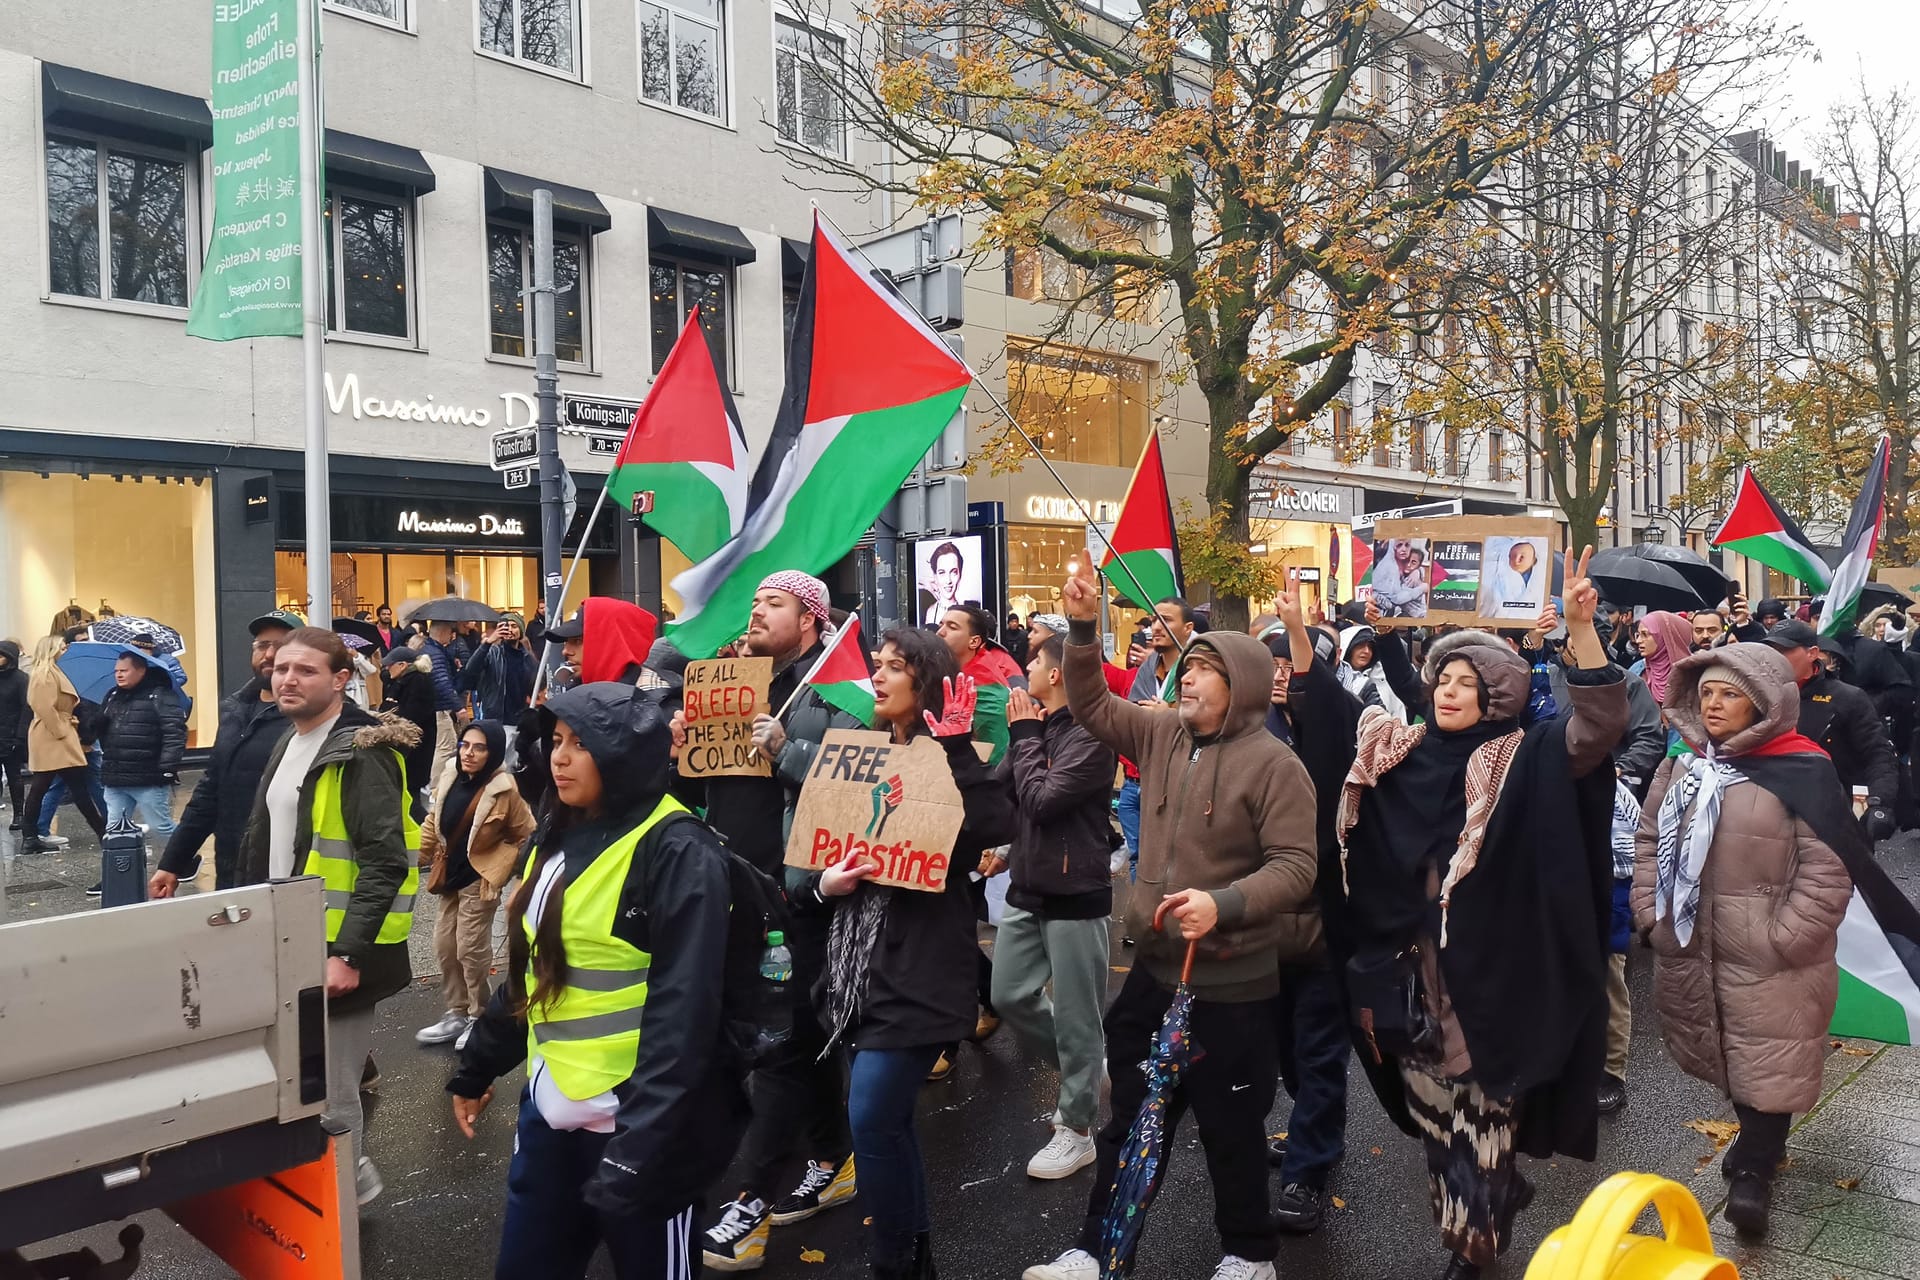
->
[605,307,750,563]
[1099,429,1183,611]
[668,215,971,658]
[1819,436,1891,638]
[1708,465,1832,590]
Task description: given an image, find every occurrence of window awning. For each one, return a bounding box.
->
[648,206,758,266]
[781,237,810,286]
[325,130,436,195]
[41,62,212,149]
[483,167,611,233]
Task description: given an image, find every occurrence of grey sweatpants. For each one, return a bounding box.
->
[990,906,1109,1132]
[324,1005,378,1171]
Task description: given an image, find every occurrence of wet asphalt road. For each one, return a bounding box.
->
[11,802,1920,1279]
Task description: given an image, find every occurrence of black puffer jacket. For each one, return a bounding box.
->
[99,668,188,788]
[0,641,28,751]
[160,678,289,888]
[1002,706,1115,919]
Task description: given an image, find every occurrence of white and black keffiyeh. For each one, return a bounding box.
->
[1654,750,1746,946]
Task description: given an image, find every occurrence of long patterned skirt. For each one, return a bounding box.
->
[1400,1063,1520,1267]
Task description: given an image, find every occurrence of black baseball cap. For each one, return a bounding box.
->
[1762,620,1820,651]
[248,609,305,636]
[546,611,586,641]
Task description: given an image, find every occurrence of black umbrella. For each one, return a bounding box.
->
[404,596,500,625]
[1612,543,1734,605]
[1859,582,1914,614]
[1587,548,1717,612]
[333,617,385,651]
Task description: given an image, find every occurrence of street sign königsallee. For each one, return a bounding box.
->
[491,427,538,472]
[562,394,640,432]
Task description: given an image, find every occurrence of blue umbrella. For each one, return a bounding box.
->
[58,642,188,706]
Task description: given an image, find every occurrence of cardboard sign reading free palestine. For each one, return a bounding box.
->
[785,729,966,893]
[678,658,773,778]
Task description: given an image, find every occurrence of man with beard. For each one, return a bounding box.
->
[680,572,868,1273]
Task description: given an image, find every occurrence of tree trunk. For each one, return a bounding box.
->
[1203,392,1259,636]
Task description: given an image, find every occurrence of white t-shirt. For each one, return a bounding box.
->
[266,711,341,879]
[523,851,620,1133]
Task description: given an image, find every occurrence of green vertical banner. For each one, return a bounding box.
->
[187,0,306,339]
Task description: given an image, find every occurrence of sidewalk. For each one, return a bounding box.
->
[1703,1038,1920,1280]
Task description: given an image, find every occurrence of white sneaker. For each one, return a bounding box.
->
[1023,1249,1099,1280]
[355,1157,384,1206]
[1209,1258,1276,1280]
[415,1012,470,1045]
[1027,1125,1097,1180]
[39,834,69,849]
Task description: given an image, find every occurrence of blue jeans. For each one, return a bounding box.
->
[39,750,106,837]
[104,785,177,849]
[1272,965,1351,1189]
[1116,777,1141,882]
[848,1046,942,1267]
[496,1091,697,1280]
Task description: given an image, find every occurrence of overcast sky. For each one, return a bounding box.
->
[1769,0,1918,157]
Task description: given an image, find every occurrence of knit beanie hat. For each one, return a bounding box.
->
[1697,662,1763,708]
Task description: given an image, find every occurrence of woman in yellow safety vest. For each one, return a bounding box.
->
[448,682,747,1280]
[809,628,1015,1279]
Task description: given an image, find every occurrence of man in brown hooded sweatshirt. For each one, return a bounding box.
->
[1023,563,1320,1280]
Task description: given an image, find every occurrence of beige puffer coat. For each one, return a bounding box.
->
[1632,645,1854,1114]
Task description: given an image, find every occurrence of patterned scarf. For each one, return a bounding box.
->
[823,883,893,1053]
[1653,749,1746,947]
[1338,707,1526,945]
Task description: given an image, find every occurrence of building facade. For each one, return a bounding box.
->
[0,0,889,736]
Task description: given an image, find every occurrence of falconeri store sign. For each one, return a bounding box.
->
[1249,472,1361,522]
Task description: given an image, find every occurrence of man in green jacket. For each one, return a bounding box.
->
[243,627,421,1209]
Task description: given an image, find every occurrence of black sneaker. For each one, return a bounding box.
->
[85,882,103,897]
[1272,1182,1323,1234]
[1725,1171,1771,1237]
[701,1198,770,1272]
[1266,1136,1289,1167]
[360,1055,382,1094]
[6,818,20,833]
[770,1156,857,1225]
[1597,1074,1627,1115]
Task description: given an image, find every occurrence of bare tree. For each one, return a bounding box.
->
[784,0,1608,630]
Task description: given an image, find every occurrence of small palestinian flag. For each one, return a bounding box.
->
[1100,429,1183,612]
[1709,465,1832,591]
[1819,436,1891,638]
[605,306,751,563]
[803,614,875,727]
[1832,881,1920,1044]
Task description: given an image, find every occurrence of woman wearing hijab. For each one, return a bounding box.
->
[1629,610,1695,705]
[1633,645,1855,1239]
[1339,549,1627,1279]
[447,684,747,1279]
[380,647,437,819]
[416,722,537,1049]
[807,628,1014,1278]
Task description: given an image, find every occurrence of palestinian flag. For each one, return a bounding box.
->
[1709,465,1832,590]
[606,307,750,563]
[1100,429,1182,612]
[1819,436,1891,638]
[668,215,971,657]
[802,614,874,727]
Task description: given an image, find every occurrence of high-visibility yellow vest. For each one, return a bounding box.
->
[302,752,422,945]
[523,795,689,1100]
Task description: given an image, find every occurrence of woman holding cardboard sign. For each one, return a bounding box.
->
[808,627,1015,1280]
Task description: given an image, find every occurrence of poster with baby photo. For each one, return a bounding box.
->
[1371,517,1558,626]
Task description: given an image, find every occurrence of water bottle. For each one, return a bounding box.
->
[760,931,794,985]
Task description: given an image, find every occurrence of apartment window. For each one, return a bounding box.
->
[1407,418,1427,470]
[1705,165,1718,217]
[45,134,193,308]
[1488,428,1506,480]
[1732,258,1748,314]
[327,0,406,25]
[651,258,731,384]
[479,0,579,74]
[488,223,588,364]
[1678,315,1695,360]
[1007,340,1152,467]
[1331,403,1354,459]
[325,189,412,340]
[1444,427,1463,477]
[776,16,844,155]
[1008,207,1155,322]
[639,0,726,121]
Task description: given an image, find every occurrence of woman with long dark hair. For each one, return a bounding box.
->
[447,684,747,1280]
[808,628,1014,1278]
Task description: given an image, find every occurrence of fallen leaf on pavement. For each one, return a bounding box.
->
[1836,1178,1862,1191]
[1840,1045,1876,1057]
[1111,966,1130,973]
[1370,1147,1383,1156]
[800,1249,827,1264]
[1268,1131,1289,1141]
[1684,1119,1741,1150]
[1331,1196,1347,1210]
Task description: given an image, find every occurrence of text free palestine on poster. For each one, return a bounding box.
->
[804,830,952,890]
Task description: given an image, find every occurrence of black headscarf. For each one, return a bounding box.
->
[439,720,507,894]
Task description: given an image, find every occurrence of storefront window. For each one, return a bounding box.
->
[0,471,218,744]
[275,550,563,621]
[1006,340,1152,468]
[1006,522,1081,620]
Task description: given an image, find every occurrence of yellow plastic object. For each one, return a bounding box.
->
[1526,1172,1741,1280]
